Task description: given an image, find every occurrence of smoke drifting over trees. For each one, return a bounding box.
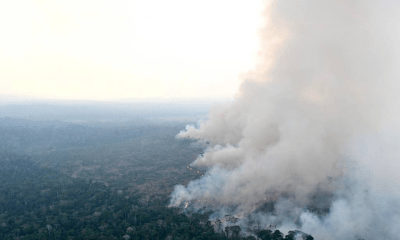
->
[170,1,400,239]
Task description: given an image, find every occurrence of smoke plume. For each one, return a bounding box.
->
[170,1,400,239]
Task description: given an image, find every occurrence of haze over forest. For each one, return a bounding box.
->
[0,100,313,240]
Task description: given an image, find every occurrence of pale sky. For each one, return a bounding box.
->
[0,0,263,101]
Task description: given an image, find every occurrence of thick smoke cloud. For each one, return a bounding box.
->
[170,1,400,239]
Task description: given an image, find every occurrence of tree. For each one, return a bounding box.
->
[46,224,52,240]
[284,231,295,240]
[257,229,272,240]
[245,236,257,240]
[225,225,241,240]
[271,230,284,240]
[215,219,222,233]
[122,234,131,240]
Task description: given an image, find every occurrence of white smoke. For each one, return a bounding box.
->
[170,1,400,239]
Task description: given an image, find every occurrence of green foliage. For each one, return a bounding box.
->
[257,229,273,240]
[0,121,314,240]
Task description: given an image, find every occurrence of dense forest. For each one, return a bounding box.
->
[0,117,314,240]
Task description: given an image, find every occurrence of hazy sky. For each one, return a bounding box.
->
[0,0,263,101]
